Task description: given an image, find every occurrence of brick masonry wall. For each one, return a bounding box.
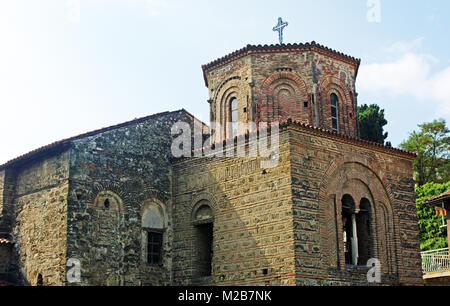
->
[172,125,422,286]
[11,150,70,286]
[206,56,253,142]
[65,110,198,286]
[205,49,359,142]
[251,51,358,137]
[172,132,297,286]
[287,125,423,286]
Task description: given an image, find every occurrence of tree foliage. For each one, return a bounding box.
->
[358,104,389,144]
[415,182,450,251]
[400,119,450,186]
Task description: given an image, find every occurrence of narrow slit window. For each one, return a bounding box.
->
[330,93,339,132]
[230,98,238,138]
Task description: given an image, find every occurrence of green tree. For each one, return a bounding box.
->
[358,104,388,144]
[415,181,450,251]
[401,119,450,186]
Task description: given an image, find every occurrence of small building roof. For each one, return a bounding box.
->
[426,190,450,207]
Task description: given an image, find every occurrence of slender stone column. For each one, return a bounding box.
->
[351,213,359,265]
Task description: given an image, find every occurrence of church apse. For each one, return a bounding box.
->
[288,126,421,285]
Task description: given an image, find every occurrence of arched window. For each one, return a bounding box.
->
[141,202,166,265]
[330,93,339,132]
[341,195,373,267]
[92,190,122,212]
[230,97,238,138]
[342,195,356,265]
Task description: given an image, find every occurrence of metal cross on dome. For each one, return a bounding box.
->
[273,17,288,44]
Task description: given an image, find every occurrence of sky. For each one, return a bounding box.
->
[0,0,449,164]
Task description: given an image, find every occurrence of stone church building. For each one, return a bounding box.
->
[0,42,423,286]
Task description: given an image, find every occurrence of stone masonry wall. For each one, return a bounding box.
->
[12,150,70,286]
[0,170,4,221]
[0,168,17,232]
[66,110,199,286]
[172,131,296,286]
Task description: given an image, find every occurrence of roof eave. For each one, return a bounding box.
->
[201,42,361,87]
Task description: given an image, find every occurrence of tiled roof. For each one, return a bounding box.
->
[0,238,14,245]
[282,120,416,157]
[174,119,417,161]
[426,190,450,205]
[201,42,361,87]
[0,109,203,171]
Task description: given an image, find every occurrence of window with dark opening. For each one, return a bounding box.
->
[141,202,166,265]
[37,274,43,286]
[104,198,110,209]
[195,223,213,277]
[230,97,238,138]
[330,93,339,132]
[342,195,355,265]
[147,232,163,265]
[342,195,372,267]
[357,199,371,266]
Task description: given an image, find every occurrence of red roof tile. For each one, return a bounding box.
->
[201,42,361,87]
[174,119,417,161]
[0,109,203,171]
[427,190,450,204]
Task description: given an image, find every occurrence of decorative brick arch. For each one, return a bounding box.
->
[261,71,308,92]
[190,193,219,218]
[214,78,249,141]
[87,182,127,214]
[213,76,243,103]
[86,182,133,214]
[141,189,165,204]
[188,193,218,279]
[257,71,310,124]
[319,154,396,205]
[319,77,357,136]
[318,155,399,275]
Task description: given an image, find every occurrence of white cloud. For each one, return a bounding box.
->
[383,37,424,54]
[357,39,450,116]
[98,0,178,16]
[145,0,165,16]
